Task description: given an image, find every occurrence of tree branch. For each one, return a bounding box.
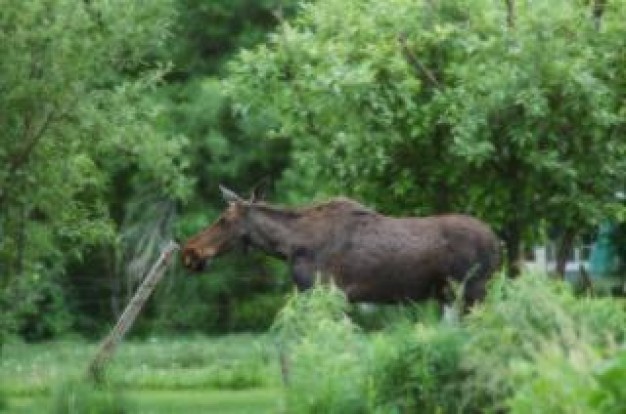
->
[0,106,59,208]
[7,106,56,177]
[398,33,442,90]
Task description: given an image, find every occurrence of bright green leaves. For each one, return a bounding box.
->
[227,0,626,252]
[591,349,626,414]
[0,0,188,306]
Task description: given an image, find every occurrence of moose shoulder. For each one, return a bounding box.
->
[181,186,501,306]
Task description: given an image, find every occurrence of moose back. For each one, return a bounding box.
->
[182,186,501,306]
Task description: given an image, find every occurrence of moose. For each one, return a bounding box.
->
[181,185,501,307]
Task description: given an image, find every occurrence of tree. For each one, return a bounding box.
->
[0,0,190,342]
[109,0,300,334]
[226,0,626,275]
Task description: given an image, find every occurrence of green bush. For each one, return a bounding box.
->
[273,285,468,413]
[17,276,74,342]
[231,293,286,332]
[463,273,626,412]
[592,348,626,414]
[506,341,626,414]
[275,274,626,413]
[272,285,370,414]
[349,300,442,332]
[0,388,6,411]
[149,276,223,334]
[370,323,470,413]
[507,343,604,414]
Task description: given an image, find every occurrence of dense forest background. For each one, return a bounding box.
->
[0,0,300,342]
[1,0,625,344]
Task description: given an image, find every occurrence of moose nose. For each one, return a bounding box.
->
[182,249,209,273]
[193,259,207,272]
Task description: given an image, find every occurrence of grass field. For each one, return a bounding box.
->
[6,390,281,414]
[4,276,626,413]
[0,334,284,413]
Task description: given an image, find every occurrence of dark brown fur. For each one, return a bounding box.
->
[182,189,500,306]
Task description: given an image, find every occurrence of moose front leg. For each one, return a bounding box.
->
[289,247,317,291]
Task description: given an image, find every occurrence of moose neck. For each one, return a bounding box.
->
[245,205,301,259]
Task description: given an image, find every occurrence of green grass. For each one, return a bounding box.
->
[0,334,284,413]
[6,274,625,413]
[129,389,281,413]
[6,390,281,414]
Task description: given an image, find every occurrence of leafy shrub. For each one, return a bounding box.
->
[0,388,6,411]
[149,275,224,334]
[274,274,626,413]
[349,300,442,332]
[17,275,74,342]
[463,273,626,412]
[506,342,626,414]
[273,285,468,413]
[231,292,286,331]
[591,348,626,414]
[272,284,370,413]
[507,342,604,414]
[370,322,470,413]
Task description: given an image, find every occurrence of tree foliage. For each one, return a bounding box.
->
[226,0,626,268]
[3,0,626,341]
[137,0,300,336]
[0,0,190,341]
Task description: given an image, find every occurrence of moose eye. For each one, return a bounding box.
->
[218,217,227,226]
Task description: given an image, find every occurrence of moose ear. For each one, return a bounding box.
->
[219,185,243,204]
[249,178,269,203]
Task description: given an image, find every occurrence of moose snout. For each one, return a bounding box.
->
[181,248,211,273]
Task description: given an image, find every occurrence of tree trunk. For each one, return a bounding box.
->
[15,206,26,276]
[505,0,515,28]
[555,228,576,279]
[504,223,522,277]
[579,264,595,296]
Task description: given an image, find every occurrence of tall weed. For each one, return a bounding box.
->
[272,284,370,413]
[272,285,468,413]
[507,342,604,414]
[369,322,469,413]
[591,347,626,414]
[463,273,626,411]
[272,274,626,413]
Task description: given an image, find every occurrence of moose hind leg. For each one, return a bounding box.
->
[462,276,488,310]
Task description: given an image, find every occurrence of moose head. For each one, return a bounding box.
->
[181,184,266,272]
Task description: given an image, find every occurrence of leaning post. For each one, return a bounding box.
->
[86,240,179,382]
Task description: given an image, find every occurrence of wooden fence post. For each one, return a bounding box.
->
[86,240,179,382]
